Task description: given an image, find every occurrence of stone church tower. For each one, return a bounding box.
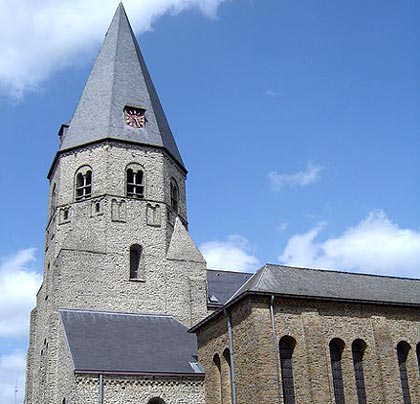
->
[25,4,209,403]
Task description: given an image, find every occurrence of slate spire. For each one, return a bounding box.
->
[60,3,185,169]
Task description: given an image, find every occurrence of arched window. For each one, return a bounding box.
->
[148,399,166,404]
[397,341,412,404]
[222,348,232,404]
[279,336,296,404]
[213,354,222,404]
[75,166,92,201]
[129,244,144,280]
[352,339,367,404]
[126,163,144,198]
[170,178,179,213]
[329,338,345,404]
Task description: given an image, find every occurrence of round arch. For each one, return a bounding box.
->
[148,398,166,404]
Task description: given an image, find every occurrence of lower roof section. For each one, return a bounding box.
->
[60,309,203,377]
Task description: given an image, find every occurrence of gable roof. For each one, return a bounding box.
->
[191,264,420,332]
[207,269,252,307]
[60,309,203,376]
[229,264,420,306]
[59,3,185,171]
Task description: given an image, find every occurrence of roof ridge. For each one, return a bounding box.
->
[207,268,253,275]
[268,263,420,282]
[59,308,174,318]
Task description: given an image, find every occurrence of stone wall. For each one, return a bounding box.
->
[196,295,420,404]
[25,140,209,402]
[73,375,205,404]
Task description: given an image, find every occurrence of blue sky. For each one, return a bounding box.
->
[0,0,419,402]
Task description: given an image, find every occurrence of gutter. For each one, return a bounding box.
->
[270,295,282,403]
[224,308,237,404]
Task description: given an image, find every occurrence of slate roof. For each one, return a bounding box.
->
[60,3,185,170]
[207,269,252,307]
[60,309,203,376]
[191,264,420,332]
[230,264,420,306]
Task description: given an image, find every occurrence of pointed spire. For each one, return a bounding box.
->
[61,3,185,170]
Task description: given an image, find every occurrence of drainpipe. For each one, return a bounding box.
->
[270,295,282,403]
[98,374,104,404]
[224,308,237,404]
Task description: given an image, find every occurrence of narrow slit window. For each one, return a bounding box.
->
[352,339,367,404]
[279,336,296,404]
[397,341,412,404]
[126,166,144,198]
[416,343,420,374]
[75,167,93,201]
[129,244,143,280]
[170,179,179,213]
[330,338,345,404]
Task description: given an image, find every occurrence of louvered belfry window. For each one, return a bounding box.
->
[279,336,296,404]
[126,167,144,198]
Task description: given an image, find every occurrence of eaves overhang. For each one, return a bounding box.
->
[47,137,188,180]
[190,290,420,333]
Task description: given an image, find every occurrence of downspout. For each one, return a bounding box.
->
[224,308,237,404]
[270,295,282,403]
[98,374,103,404]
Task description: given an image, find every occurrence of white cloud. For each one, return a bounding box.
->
[0,351,26,404]
[200,235,260,272]
[279,211,420,277]
[269,162,324,190]
[0,249,42,337]
[0,0,228,100]
[265,89,282,97]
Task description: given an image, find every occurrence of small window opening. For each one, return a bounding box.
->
[50,183,57,217]
[170,179,179,213]
[95,202,100,212]
[129,244,143,280]
[63,209,69,221]
[127,168,144,198]
[75,169,92,201]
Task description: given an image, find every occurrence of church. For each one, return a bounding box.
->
[25,4,420,404]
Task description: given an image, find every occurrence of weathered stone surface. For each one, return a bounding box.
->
[196,295,420,404]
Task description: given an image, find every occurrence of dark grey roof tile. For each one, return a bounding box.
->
[60,3,185,170]
[229,264,420,306]
[60,309,201,375]
[207,269,252,306]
